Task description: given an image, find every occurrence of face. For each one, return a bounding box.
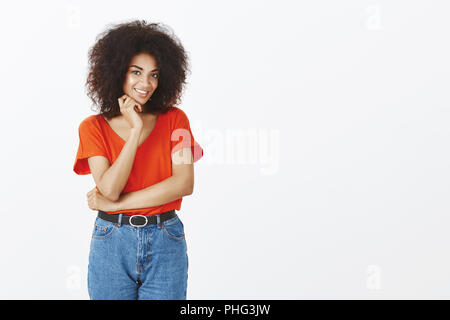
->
[122,52,160,107]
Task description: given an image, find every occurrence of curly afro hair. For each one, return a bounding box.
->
[86,19,191,119]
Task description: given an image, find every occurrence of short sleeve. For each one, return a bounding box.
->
[73,117,108,175]
[170,108,204,163]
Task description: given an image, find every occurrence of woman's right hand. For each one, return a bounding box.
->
[118,94,143,130]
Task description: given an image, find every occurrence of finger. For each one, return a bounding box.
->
[125,96,136,106]
[124,99,136,110]
[130,102,141,112]
[119,96,129,106]
[124,99,135,109]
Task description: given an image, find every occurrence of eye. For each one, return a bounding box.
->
[131,70,159,79]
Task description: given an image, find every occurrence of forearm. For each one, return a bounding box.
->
[100,128,141,201]
[114,175,192,211]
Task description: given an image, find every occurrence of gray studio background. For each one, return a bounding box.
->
[0,0,448,299]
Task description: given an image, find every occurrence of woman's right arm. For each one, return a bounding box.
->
[87,94,144,202]
[88,127,141,201]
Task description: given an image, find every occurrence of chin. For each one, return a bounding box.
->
[133,95,148,103]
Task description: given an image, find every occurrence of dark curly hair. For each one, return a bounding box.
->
[86,19,191,119]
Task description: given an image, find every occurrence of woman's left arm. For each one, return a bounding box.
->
[113,147,194,211]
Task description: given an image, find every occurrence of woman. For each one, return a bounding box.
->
[73,20,203,300]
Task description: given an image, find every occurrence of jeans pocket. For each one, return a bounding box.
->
[91,217,117,240]
[162,215,185,241]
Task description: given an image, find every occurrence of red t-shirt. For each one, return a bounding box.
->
[73,106,203,216]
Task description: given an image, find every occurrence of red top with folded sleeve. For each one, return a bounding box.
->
[73,106,203,216]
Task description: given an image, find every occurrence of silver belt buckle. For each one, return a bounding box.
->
[129,215,148,227]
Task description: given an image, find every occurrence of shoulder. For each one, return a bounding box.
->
[165,106,183,116]
[78,114,103,133]
[165,106,189,122]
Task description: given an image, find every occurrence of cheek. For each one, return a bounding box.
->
[127,72,139,82]
[123,75,137,91]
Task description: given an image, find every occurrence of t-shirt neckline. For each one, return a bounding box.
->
[99,113,161,148]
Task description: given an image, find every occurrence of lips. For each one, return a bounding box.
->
[134,88,149,97]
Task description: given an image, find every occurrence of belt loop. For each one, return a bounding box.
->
[156,214,161,225]
[118,213,123,227]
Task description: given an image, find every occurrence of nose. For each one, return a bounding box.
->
[140,76,153,90]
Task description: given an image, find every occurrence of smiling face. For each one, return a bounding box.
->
[122,52,160,107]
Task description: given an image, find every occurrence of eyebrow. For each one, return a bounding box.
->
[129,65,160,72]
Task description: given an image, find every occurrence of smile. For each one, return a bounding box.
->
[134,88,149,96]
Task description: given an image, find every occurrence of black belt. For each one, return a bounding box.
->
[97,210,176,227]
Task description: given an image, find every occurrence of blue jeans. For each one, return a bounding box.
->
[87,212,188,300]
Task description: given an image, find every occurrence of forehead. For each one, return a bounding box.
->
[129,53,158,68]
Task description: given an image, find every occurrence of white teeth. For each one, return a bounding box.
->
[134,88,148,94]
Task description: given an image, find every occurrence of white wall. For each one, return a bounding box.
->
[0,0,448,299]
